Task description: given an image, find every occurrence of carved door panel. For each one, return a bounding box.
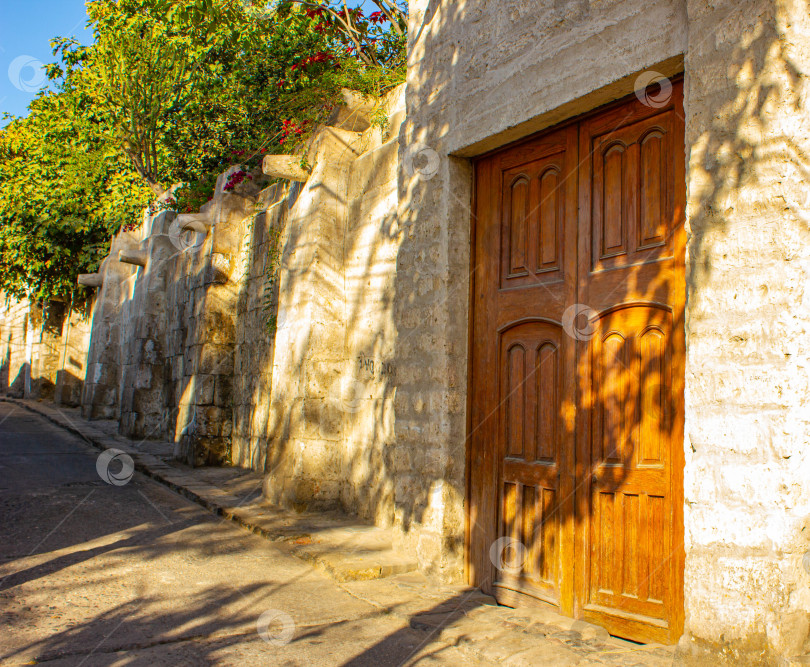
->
[575,82,685,644]
[469,125,578,615]
[469,81,685,644]
[496,321,565,606]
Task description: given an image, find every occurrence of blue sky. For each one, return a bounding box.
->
[1,1,93,122]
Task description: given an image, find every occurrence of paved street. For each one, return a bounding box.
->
[0,402,482,666]
[0,401,678,666]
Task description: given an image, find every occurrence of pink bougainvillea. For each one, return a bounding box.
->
[223,169,253,192]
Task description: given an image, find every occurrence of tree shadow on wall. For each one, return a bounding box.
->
[223,0,810,620]
[229,150,410,531]
[383,0,810,607]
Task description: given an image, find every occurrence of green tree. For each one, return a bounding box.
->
[0,0,407,301]
[0,81,150,302]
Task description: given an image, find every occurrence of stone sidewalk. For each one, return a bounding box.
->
[0,398,417,583]
[1,397,684,665]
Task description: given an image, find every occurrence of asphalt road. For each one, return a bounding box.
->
[0,401,475,666]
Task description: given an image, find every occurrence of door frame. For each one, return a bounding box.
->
[464,77,686,643]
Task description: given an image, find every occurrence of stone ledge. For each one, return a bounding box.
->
[77,273,104,288]
[0,397,416,583]
[118,248,148,267]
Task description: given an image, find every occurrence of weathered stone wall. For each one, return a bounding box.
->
[682,0,810,659]
[1,88,413,564]
[0,297,36,397]
[81,231,140,419]
[171,190,252,465]
[403,0,810,659]
[54,301,93,407]
[231,184,287,472]
[118,211,176,440]
[231,86,405,527]
[1,295,92,403]
[81,182,257,463]
[340,102,403,526]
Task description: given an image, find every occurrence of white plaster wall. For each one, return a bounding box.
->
[403,0,810,658]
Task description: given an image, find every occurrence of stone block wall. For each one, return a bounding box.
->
[1,295,92,403]
[1,88,413,566]
[403,0,810,659]
[231,183,289,472]
[340,119,402,527]
[231,87,405,527]
[682,0,810,659]
[80,182,257,464]
[54,301,93,407]
[172,192,251,465]
[81,231,140,419]
[0,297,35,397]
[118,211,177,440]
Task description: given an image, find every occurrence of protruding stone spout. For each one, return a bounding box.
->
[176,213,211,234]
[77,273,104,288]
[118,248,148,267]
[262,155,310,182]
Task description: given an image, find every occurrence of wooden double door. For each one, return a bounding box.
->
[468,81,685,644]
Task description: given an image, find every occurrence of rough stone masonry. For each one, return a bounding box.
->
[2,0,810,662]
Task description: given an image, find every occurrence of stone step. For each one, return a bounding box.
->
[295,544,417,583]
[223,506,417,581]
